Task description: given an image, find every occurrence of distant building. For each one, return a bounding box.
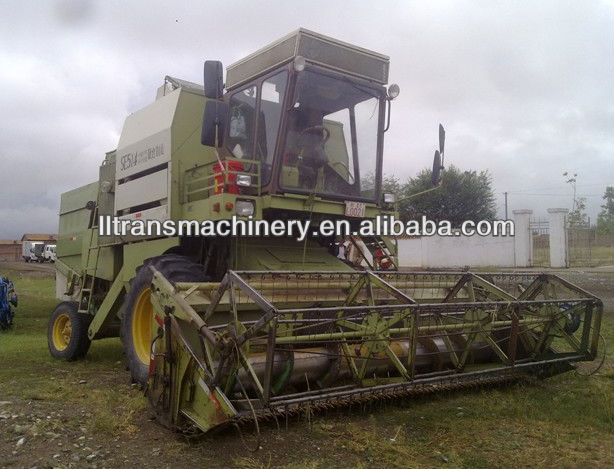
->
[0,240,22,262]
[21,234,57,243]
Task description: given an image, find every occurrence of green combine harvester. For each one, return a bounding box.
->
[49,29,603,434]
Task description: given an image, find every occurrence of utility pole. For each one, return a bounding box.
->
[504,192,508,219]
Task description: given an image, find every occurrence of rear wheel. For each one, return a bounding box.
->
[121,255,208,386]
[48,302,92,360]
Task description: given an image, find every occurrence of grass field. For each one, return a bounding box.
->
[0,263,612,468]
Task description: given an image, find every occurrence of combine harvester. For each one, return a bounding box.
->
[49,29,603,434]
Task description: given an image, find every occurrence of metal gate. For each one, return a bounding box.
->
[568,225,614,267]
[531,218,550,267]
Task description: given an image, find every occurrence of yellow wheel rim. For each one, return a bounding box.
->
[132,289,153,365]
[52,313,72,351]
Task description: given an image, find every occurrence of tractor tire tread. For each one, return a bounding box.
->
[47,301,92,361]
[121,255,208,386]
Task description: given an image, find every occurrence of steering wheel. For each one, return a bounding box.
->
[299,125,330,144]
[330,160,354,184]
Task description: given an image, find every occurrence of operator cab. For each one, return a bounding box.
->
[202,28,396,205]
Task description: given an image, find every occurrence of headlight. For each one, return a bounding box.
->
[236,174,252,187]
[387,83,400,99]
[384,193,396,204]
[236,200,254,217]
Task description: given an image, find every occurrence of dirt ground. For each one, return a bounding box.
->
[1,261,612,469]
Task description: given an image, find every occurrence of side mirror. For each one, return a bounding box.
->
[201,100,228,147]
[439,123,445,157]
[204,60,224,99]
[432,123,445,186]
[432,150,442,186]
[202,60,226,147]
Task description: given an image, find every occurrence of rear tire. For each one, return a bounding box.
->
[48,302,92,360]
[121,255,208,386]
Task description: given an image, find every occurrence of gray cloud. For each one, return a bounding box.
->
[0,0,612,238]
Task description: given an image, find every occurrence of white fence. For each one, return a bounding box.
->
[397,235,515,268]
[396,209,568,269]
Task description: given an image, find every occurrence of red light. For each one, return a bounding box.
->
[225,202,234,211]
[213,202,220,212]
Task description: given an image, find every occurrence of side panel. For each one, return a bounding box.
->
[115,168,169,211]
[115,91,178,180]
[88,237,180,339]
[57,181,98,275]
[114,88,178,222]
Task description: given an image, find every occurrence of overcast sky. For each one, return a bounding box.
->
[0,0,612,238]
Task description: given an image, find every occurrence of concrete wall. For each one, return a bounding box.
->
[396,208,569,269]
[397,235,515,268]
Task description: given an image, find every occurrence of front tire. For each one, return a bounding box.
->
[121,255,208,386]
[48,302,92,360]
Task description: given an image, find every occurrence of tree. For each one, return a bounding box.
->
[596,186,614,234]
[568,197,588,227]
[382,174,401,197]
[397,165,496,226]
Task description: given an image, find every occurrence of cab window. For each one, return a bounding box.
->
[227,86,257,159]
[256,72,288,185]
[280,70,381,200]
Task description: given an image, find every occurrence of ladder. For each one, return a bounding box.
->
[78,207,101,313]
[358,235,397,270]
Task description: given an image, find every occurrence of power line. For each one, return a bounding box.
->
[507,183,608,192]
[505,192,603,197]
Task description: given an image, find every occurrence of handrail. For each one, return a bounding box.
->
[184,157,261,200]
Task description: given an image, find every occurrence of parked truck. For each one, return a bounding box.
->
[22,241,44,263]
[43,244,57,263]
[48,29,602,435]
